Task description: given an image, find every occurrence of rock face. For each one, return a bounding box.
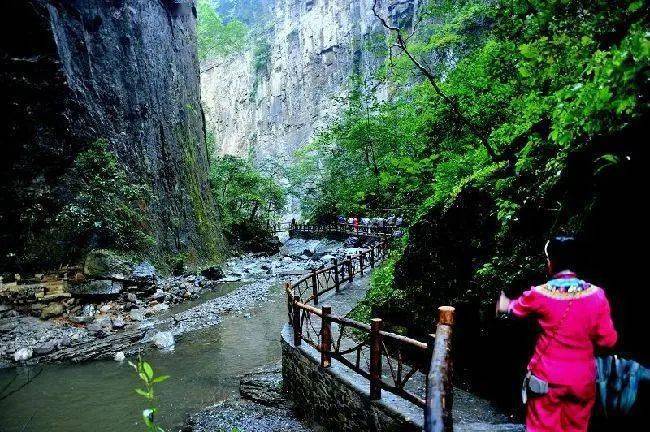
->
[0,0,221,268]
[201,0,416,163]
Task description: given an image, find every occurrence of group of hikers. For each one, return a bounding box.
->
[497,236,646,431]
[335,215,404,228]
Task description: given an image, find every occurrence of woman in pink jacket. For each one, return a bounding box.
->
[497,236,617,431]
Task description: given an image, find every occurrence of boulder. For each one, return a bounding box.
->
[33,341,57,355]
[69,315,94,324]
[152,289,166,301]
[147,303,169,314]
[69,280,123,297]
[129,309,146,322]
[152,331,175,350]
[14,347,33,362]
[131,261,158,285]
[126,293,138,302]
[114,351,126,362]
[83,249,133,279]
[200,266,224,280]
[344,236,360,247]
[111,315,126,329]
[41,302,64,319]
[58,336,72,348]
[239,363,284,406]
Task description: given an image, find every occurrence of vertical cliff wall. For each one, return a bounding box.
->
[200,0,416,163]
[1,0,222,268]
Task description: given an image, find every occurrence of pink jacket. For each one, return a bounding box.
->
[509,273,617,386]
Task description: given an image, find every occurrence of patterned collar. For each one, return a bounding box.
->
[536,273,597,299]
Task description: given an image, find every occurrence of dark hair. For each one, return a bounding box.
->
[545,236,578,271]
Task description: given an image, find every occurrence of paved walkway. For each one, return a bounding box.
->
[312,273,524,431]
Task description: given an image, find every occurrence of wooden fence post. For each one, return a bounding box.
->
[347,256,354,283]
[370,318,383,400]
[333,258,340,292]
[359,253,365,276]
[370,246,375,268]
[292,295,302,346]
[425,306,455,432]
[285,282,292,324]
[311,269,318,305]
[321,305,332,368]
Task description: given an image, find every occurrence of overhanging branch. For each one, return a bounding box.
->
[372,0,504,162]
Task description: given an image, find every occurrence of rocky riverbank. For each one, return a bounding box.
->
[184,363,318,432]
[0,237,372,368]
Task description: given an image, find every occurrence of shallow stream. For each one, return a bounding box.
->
[0,283,288,432]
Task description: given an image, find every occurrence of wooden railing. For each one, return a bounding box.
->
[289,221,402,237]
[284,224,455,431]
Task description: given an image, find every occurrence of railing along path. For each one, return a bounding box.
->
[284,223,455,432]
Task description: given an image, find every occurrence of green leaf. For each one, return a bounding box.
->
[152,375,170,383]
[628,1,643,12]
[142,362,154,380]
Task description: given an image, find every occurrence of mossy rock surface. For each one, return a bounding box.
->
[83,250,134,280]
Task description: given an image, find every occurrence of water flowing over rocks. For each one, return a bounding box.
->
[0,238,361,367]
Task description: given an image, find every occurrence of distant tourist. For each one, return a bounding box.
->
[496,236,617,432]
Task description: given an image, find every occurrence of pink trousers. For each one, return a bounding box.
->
[526,382,595,432]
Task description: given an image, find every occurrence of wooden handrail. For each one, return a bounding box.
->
[425,306,455,432]
[284,223,454,429]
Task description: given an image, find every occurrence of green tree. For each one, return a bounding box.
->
[209,155,286,238]
[55,139,153,257]
[196,0,248,60]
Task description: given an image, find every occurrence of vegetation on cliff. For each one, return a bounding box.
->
[296,0,649,368]
[209,155,286,251]
[196,0,248,60]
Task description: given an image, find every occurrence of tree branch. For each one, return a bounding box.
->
[0,367,43,402]
[372,0,504,162]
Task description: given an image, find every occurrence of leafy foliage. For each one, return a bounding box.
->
[296,0,648,331]
[55,139,153,257]
[130,358,170,432]
[209,155,286,239]
[197,0,248,60]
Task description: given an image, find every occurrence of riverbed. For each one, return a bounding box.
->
[0,238,355,432]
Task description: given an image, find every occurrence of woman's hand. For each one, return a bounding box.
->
[496,290,511,315]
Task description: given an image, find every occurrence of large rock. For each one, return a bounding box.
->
[129,309,146,322]
[131,262,158,285]
[152,331,175,351]
[68,280,123,297]
[33,341,57,355]
[200,266,225,280]
[0,0,223,269]
[40,302,64,319]
[83,250,133,280]
[14,347,33,362]
[239,363,284,407]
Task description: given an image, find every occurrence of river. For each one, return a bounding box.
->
[0,239,342,432]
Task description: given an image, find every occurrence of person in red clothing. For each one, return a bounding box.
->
[497,236,617,432]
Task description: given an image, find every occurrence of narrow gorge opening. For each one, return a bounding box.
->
[1,1,648,431]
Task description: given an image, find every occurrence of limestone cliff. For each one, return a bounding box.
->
[0,0,222,268]
[201,0,416,163]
